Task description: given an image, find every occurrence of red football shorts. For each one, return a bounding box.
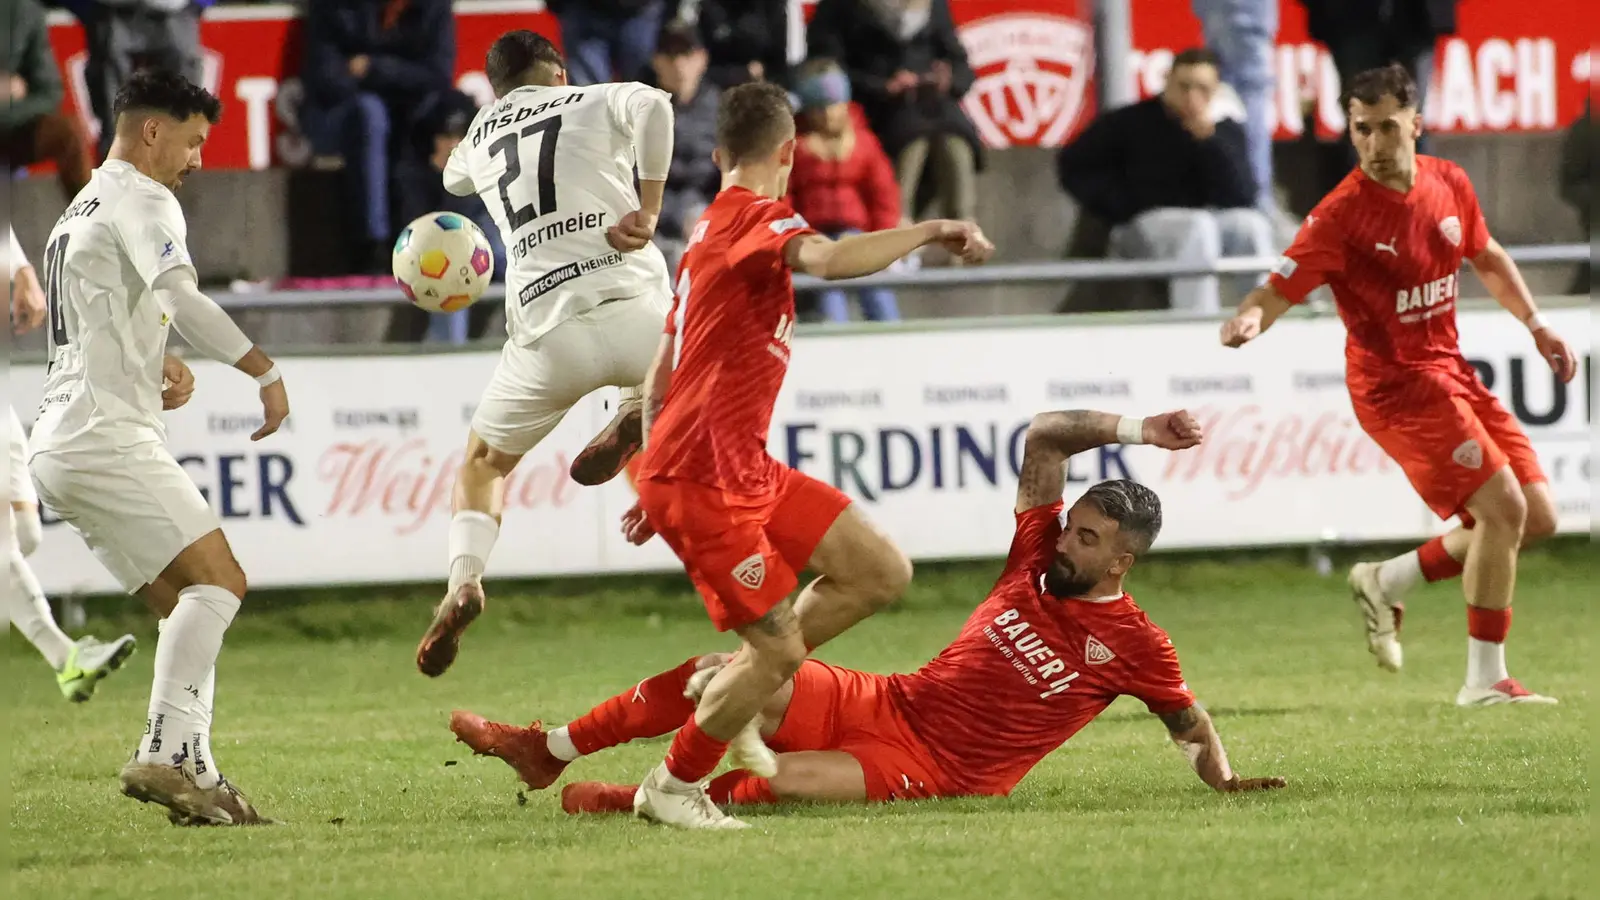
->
[635,468,851,631]
[1358,380,1545,521]
[767,660,950,802]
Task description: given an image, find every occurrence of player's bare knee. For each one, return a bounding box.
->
[1522,497,1557,542]
[1471,480,1527,538]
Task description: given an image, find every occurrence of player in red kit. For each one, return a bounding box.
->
[449,408,1287,812]
[613,82,992,828]
[1220,65,1578,706]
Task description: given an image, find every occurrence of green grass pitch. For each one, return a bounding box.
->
[7,541,1589,900]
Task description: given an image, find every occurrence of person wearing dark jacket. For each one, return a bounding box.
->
[675,0,790,90]
[299,0,455,275]
[1558,101,1590,296]
[549,0,666,86]
[807,0,982,226]
[4,0,92,200]
[643,23,720,275]
[1057,48,1271,314]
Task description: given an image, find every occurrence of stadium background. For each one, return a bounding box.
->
[5,2,1591,898]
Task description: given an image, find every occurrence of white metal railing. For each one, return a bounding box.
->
[215,243,1590,309]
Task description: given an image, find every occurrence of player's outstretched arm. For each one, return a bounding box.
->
[1158,703,1286,793]
[1220,283,1294,348]
[1014,409,1202,513]
[153,267,288,440]
[1470,239,1578,383]
[785,219,993,280]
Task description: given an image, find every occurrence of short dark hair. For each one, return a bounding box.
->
[486,30,565,95]
[1171,47,1220,72]
[1080,479,1163,555]
[1341,63,1418,113]
[715,82,796,165]
[112,69,221,127]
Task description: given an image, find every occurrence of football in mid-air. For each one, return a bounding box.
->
[392,211,496,313]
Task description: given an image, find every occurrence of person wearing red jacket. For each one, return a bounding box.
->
[787,60,903,322]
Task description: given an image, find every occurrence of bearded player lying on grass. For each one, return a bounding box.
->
[450,408,1287,810]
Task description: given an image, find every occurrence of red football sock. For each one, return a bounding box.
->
[1466,605,1512,643]
[567,657,700,756]
[664,719,729,784]
[708,770,779,806]
[1418,535,1466,583]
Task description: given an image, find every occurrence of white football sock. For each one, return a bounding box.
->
[135,585,240,766]
[1465,637,1509,690]
[1376,550,1424,600]
[189,665,221,789]
[545,725,581,762]
[8,546,73,671]
[447,510,499,593]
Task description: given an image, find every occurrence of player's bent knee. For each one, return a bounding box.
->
[1466,472,1527,536]
[1522,502,1557,542]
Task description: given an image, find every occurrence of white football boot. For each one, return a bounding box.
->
[1455,678,1559,707]
[1348,562,1403,672]
[633,762,749,830]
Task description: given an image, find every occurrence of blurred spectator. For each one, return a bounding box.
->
[548,0,665,86]
[646,23,721,276]
[1056,48,1269,314]
[1558,100,1590,296]
[1193,0,1278,216]
[55,0,214,160]
[1301,0,1457,188]
[808,0,982,229]
[787,59,902,323]
[300,0,455,276]
[674,0,790,90]
[5,0,92,199]
[386,91,507,345]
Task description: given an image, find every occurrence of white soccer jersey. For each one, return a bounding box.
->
[444,82,672,346]
[29,160,194,454]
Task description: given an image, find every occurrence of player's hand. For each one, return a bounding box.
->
[161,356,196,410]
[1531,325,1578,383]
[1219,775,1287,792]
[607,210,659,253]
[620,502,656,545]
[1143,409,1203,450]
[924,220,994,265]
[11,265,46,334]
[252,379,289,441]
[1219,311,1261,347]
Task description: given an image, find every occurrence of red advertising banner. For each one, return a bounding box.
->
[39,0,1590,171]
[1127,0,1593,140]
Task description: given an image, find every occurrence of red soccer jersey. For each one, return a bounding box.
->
[638,186,818,495]
[1266,156,1492,408]
[888,502,1196,797]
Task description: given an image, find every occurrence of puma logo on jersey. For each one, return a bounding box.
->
[1375,237,1397,256]
[731,554,766,590]
[1084,635,1115,665]
[1452,439,1483,469]
[1395,272,1458,316]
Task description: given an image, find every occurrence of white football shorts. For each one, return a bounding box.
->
[472,288,670,456]
[29,441,221,593]
[7,405,37,506]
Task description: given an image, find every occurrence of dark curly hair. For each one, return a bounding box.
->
[112,68,223,126]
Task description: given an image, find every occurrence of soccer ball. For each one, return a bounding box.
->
[391,211,496,313]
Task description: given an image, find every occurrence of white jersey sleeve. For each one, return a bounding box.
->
[443,138,476,197]
[603,82,674,182]
[8,226,27,277]
[112,184,195,289]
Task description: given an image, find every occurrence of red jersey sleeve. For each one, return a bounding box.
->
[1266,212,1343,304]
[729,201,818,278]
[1443,163,1491,258]
[1005,502,1063,571]
[1120,626,1196,715]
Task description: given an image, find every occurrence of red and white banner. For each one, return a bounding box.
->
[1127,0,1594,140]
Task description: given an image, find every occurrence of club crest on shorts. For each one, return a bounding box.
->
[1438,216,1462,247]
[1084,635,1115,665]
[1452,438,1483,469]
[731,554,766,590]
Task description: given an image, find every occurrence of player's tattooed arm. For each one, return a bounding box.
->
[1014,411,1120,513]
[640,332,675,445]
[1159,703,1286,793]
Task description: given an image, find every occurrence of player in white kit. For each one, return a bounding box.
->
[27,71,289,826]
[416,30,677,676]
[7,226,138,701]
